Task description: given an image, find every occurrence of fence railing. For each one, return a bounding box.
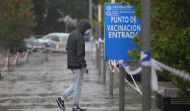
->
[0,48,50,79]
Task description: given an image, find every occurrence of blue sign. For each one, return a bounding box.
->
[105,3,141,60]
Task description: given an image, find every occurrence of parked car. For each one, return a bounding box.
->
[38,33,69,52]
[23,36,45,52]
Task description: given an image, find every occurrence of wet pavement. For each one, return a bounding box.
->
[0,52,160,111]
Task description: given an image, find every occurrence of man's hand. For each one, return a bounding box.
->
[82,67,88,73]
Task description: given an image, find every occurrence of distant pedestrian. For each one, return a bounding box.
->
[56,19,91,111]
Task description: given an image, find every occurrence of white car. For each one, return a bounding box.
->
[38,33,69,52]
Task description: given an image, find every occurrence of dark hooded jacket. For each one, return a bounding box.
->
[66,19,91,69]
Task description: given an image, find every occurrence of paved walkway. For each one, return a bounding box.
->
[0,53,159,111]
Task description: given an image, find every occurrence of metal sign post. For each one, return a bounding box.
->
[119,65,125,111]
[89,0,93,61]
[98,4,102,75]
[103,43,106,84]
[141,0,151,111]
[109,69,114,98]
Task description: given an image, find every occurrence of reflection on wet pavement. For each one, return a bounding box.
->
[0,53,160,111]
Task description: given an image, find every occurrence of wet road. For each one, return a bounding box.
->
[0,52,159,111]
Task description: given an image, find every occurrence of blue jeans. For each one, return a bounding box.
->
[63,69,84,105]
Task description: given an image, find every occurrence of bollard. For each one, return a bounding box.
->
[16,57,18,65]
[27,52,29,63]
[119,65,125,111]
[109,70,114,98]
[96,44,98,69]
[45,49,48,62]
[98,43,101,75]
[7,49,10,71]
[35,51,37,57]
[96,24,99,69]
[103,43,106,84]
[103,59,106,84]
[16,53,18,65]
[8,55,10,71]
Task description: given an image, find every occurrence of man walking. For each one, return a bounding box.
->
[56,19,91,111]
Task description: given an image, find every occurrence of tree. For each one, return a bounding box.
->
[32,0,90,34]
[31,0,48,35]
[0,0,36,52]
[95,0,190,99]
[126,0,190,99]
